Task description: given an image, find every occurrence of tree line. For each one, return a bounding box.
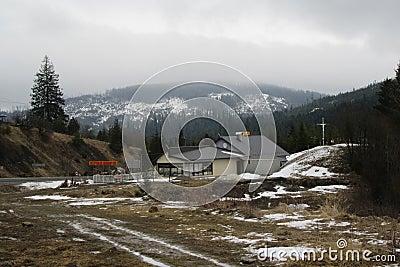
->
[274,62,400,216]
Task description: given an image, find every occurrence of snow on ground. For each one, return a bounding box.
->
[287,203,310,211]
[20,181,63,190]
[72,237,86,242]
[308,185,348,194]
[277,218,353,230]
[72,223,169,267]
[270,145,342,179]
[239,173,262,180]
[233,216,258,223]
[277,218,323,230]
[256,185,302,199]
[77,214,231,267]
[25,195,72,201]
[25,195,143,206]
[161,202,197,209]
[263,213,303,221]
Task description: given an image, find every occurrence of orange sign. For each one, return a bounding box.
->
[89,161,118,166]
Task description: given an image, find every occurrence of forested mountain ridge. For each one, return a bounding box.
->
[64,83,324,132]
[274,82,382,152]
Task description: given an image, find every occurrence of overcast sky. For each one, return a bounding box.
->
[1,0,400,109]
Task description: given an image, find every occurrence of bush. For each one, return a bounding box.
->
[71,133,84,146]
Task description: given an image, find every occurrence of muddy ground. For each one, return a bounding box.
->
[0,179,398,266]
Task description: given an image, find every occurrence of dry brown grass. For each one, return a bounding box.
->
[319,193,349,218]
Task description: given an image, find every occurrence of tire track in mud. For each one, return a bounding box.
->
[64,214,232,267]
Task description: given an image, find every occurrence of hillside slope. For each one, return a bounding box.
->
[270,145,351,179]
[0,125,125,177]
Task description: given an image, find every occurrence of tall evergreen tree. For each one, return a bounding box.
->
[30,56,66,123]
[97,128,109,142]
[297,121,309,151]
[376,76,400,121]
[67,117,80,135]
[109,119,122,153]
[287,123,297,152]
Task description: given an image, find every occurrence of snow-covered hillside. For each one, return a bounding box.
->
[270,145,346,179]
[65,90,288,130]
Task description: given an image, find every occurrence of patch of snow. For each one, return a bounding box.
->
[20,181,63,190]
[71,223,169,267]
[246,232,276,242]
[69,200,107,206]
[340,230,378,237]
[308,185,348,194]
[0,236,17,241]
[79,214,231,267]
[270,146,342,179]
[233,216,258,223]
[286,151,307,162]
[327,221,351,227]
[25,195,143,206]
[263,213,303,221]
[239,173,262,180]
[56,229,65,234]
[220,196,252,202]
[277,219,323,230]
[257,185,302,199]
[288,203,310,211]
[161,202,197,209]
[367,239,389,246]
[25,195,72,201]
[301,166,335,177]
[72,237,86,242]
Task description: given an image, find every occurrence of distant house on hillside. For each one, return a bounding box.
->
[156,132,289,177]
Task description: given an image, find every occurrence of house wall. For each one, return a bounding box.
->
[245,158,287,175]
[213,158,239,176]
[156,154,239,176]
[157,154,185,164]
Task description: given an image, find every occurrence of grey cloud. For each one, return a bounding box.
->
[0,0,399,109]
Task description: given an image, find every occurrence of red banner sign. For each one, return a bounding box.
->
[89,161,118,166]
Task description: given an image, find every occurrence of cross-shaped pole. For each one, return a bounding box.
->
[317,117,327,146]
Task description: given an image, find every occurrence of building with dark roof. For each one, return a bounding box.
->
[156,132,289,177]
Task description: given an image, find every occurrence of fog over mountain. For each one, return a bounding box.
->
[1,0,400,109]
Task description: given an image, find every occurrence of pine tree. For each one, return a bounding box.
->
[147,131,162,163]
[377,76,400,121]
[297,121,309,151]
[30,56,66,124]
[67,117,80,135]
[287,123,297,152]
[97,128,109,142]
[109,119,122,153]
